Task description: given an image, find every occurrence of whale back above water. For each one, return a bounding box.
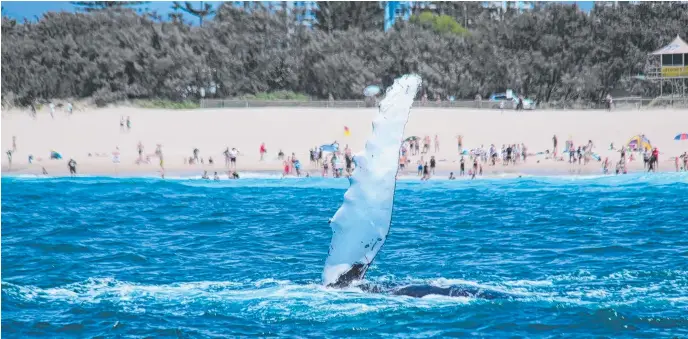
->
[323,75,422,287]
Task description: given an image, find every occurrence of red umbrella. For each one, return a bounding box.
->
[674,133,688,140]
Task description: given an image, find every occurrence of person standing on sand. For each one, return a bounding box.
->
[137,142,144,162]
[430,156,436,175]
[229,148,238,170]
[214,172,220,181]
[682,152,688,171]
[12,136,17,152]
[223,147,230,167]
[422,162,430,180]
[120,116,125,131]
[67,102,73,115]
[322,156,329,177]
[603,157,610,174]
[6,150,13,168]
[68,159,77,176]
[126,116,131,131]
[456,135,463,154]
[49,102,55,119]
[552,135,558,157]
[155,144,164,170]
[652,147,659,171]
[460,157,465,176]
[260,143,267,161]
[434,135,440,153]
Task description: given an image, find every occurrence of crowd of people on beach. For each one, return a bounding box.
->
[6,111,688,179]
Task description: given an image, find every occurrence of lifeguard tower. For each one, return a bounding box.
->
[643,35,688,105]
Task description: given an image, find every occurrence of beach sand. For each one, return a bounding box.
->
[2,107,687,177]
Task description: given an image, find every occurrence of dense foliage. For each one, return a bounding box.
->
[2,2,687,107]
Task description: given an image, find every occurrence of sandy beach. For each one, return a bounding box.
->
[2,106,687,178]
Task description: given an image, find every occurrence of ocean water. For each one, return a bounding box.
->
[2,173,688,338]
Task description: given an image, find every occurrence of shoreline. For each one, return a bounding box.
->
[3,161,685,180]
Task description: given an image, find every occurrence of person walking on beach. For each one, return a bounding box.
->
[12,136,17,152]
[49,102,55,119]
[434,135,440,153]
[214,172,220,181]
[606,94,613,111]
[229,148,238,170]
[155,144,164,170]
[552,135,558,157]
[651,147,659,171]
[603,157,610,174]
[430,156,436,175]
[460,157,465,176]
[260,143,267,161]
[120,116,125,131]
[422,162,430,180]
[66,102,73,115]
[68,159,77,176]
[456,135,463,154]
[6,150,13,168]
[126,116,131,131]
[137,142,144,162]
[223,147,230,167]
[202,171,209,179]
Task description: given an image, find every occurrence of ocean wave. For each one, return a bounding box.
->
[4,271,686,313]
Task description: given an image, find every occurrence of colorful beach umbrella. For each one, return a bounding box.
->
[674,133,688,140]
[344,126,351,137]
[626,134,652,151]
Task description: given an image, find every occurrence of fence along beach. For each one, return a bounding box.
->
[2,106,688,177]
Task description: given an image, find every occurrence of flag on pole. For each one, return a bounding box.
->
[344,126,351,137]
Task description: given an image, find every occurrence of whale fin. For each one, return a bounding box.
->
[323,75,422,287]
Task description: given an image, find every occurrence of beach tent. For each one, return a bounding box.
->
[320,142,339,153]
[626,135,652,151]
[364,85,381,97]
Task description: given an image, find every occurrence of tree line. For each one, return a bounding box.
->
[2,1,687,107]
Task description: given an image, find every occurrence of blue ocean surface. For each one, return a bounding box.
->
[2,173,688,338]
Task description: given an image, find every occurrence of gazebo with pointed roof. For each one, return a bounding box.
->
[648,35,688,79]
[637,34,688,105]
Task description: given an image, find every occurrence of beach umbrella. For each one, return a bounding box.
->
[404,136,420,142]
[626,134,652,151]
[674,133,688,140]
[344,126,351,137]
[363,85,381,97]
